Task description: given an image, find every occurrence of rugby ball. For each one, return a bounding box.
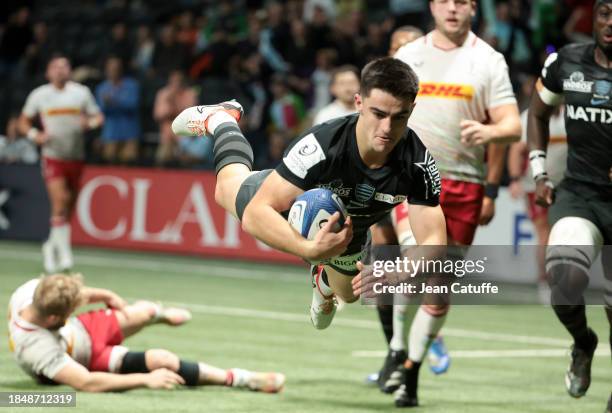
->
[288,188,348,240]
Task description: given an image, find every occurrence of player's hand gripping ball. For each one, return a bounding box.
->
[288,188,348,240]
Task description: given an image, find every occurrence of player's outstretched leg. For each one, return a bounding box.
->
[114,301,192,338]
[119,349,285,392]
[172,100,255,218]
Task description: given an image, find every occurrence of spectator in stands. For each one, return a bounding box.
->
[310,48,337,114]
[95,57,140,165]
[312,65,359,125]
[268,73,305,134]
[0,114,38,164]
[176,136,213,169]
[153,70,197,166]
[102,22,133,69]
[21,21,53,78]
[254,130,289,170]
[0,7,33,78]
[132,25,155,76]
[152,25,190,78]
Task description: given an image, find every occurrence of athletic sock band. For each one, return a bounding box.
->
[178,360,200,386]
[119,352,148,374]
[213,122,254,174]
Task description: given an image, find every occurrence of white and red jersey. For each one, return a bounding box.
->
[8,279,91,381]
[395,31,517,184]
[22,81,100,161]
[520,108,567,191]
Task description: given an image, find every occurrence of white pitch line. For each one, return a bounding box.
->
[1,246,574,348]
[0,249,305,283]
[161,300,573,347]
[352,348,611,359]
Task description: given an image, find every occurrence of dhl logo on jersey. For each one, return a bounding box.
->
[418,83,474,100]
[45,107,82,116]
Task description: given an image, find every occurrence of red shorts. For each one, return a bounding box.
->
[41,156,84,191]
[77,309,124,372]
[526,192,548,221]
[393,179,484,245]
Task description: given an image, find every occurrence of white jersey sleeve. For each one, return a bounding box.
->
[82,86,101,115]
[487,52,516,109]
[22,88,42,118]
[16,333,75,379]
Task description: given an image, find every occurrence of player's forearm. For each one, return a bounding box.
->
[80,372,148,392]
[242,203,310,259]
[507,142,526,178]
[488,116,521,144]
[18,115,33,136]
[485,144,507,185]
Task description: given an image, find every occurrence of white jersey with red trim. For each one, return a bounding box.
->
[8,279,91,381]
[395,31,517,184]
[22,81,100,161]
[520,109,567,192]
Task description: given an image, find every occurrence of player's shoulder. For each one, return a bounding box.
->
[66,81,91,93]
[394,36,427,60]
[557,42,593,62]
[27,83,52,98]
[307,113,357,145]
[471,34,507,62]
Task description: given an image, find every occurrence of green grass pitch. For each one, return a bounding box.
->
[0,240,609,413]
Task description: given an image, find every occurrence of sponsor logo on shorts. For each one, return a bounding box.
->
[563,72,594,93]
[418,83,474,100]
[374,193,407,204]
[328,251,363,272]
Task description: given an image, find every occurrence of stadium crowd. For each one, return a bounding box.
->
[0,0,594,169]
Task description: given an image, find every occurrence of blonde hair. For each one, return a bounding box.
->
[33,274,84,318]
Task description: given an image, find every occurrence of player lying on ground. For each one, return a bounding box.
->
[172,57,447,408]
[8,274,285,393]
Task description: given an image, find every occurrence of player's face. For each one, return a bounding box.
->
[331,71,360,105]
[594,3,612,57]
[430,0,475,38]
[46,58,71,85]
[355,88,415,156]
[389,31,422,56]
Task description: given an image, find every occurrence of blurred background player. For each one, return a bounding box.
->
[18,55,103,273]
[383,0,521,407]
[312,65,360,125]
[527,0,612,408]
[388,26,424,56]
[8,273,285,393]
[508,105,566,303]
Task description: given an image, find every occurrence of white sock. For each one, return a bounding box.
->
[389,301,418,352]
[229,368,252,388]
[312,266,333,304]
[54,223,73,268]
[408,306,447,362]
[208,111,237,135]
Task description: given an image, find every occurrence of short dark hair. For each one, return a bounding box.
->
[330,65,360,85]
[360,57,419,102]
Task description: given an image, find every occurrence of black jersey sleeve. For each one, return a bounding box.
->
[275,129,328,190]
[407,148,441,207]
[540,50,564,94]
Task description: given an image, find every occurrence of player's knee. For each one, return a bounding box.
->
[145,349,180,371]
[421,304,449,316]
